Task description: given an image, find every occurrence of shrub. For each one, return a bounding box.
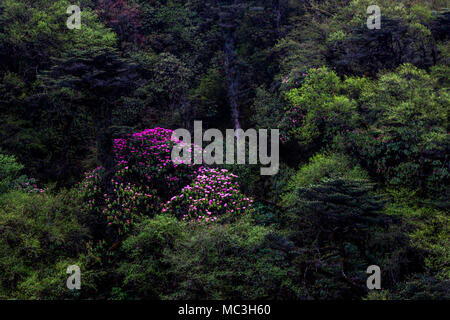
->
[0,153,23,193]
[0,153,43,194]
[162,216,304,299]
[78,128,199,236]
[79,127,254,261]
[162,167,254,224]
[117,215,186,299]
[0,190,87,299]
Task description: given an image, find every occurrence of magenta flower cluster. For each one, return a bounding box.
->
[79,127,253,236]
[113,127,198,197]
[162,167,254,223]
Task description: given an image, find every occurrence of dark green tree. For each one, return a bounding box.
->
[285,178,416,299]
[39,48,140,188]
[327,17,437,76]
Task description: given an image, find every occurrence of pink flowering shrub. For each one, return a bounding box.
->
[113,127,199,199]
[12,177,45,194]
[162,167,254,223]
[80,166,105,215]
[79,127,253,237]
[79,128,193,234]
[102,178,158,234]
[80,166,155,235]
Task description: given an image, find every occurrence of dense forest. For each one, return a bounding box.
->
[0,0,449,300]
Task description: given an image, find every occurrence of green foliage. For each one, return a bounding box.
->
[191,66,229,127]
[430,64,450,88]
[0,190,87,299]
[281,152,368,207]
[151,53,193,126]
[0,0,116,77]
[384,202,450,280]
[250,86,284,129]
[281,68,359,151]
[274,24,327,79]
[390,275,450,299]
[342,64,449,196]
[117,215,186,299]
[283,176,417,299]
[162,215,304,299]
[327,1,439,75]
[0,153,23,193]
[0,152,43,194]
[0,1,118,184]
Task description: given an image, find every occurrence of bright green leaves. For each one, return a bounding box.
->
[281,67,359,149]
[0,0,116,77]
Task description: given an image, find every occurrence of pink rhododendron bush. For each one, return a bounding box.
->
[113,128,199,197]
[162,167,253,223]
[79,128,254,237]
